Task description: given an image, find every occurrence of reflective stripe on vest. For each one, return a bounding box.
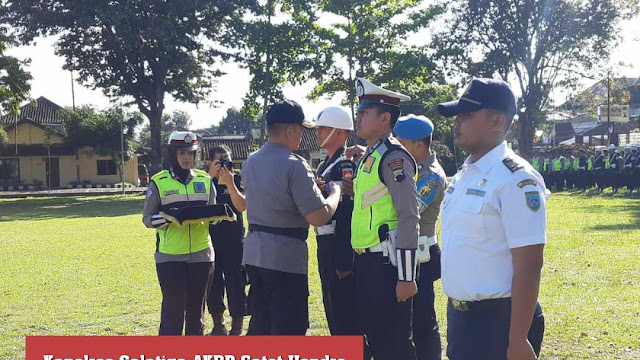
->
[351,139,417,249]
[152,169,212,255]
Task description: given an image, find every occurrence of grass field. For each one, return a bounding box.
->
[0,192,639,359]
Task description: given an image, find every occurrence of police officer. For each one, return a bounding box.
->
[623,146,636,197]
[207,145,247,335]
[394,114,447,360]
[565,149,575,190]
[609,145,621,194]
[312,106,362,336]
[593,147,607,194]
[437,78,546,360]
[142,131,216,335]
[351,78,419,360]
[242,100,342,335]
[634,147,640,195]
[577,149,588,192]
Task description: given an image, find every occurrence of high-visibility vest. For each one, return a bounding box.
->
[587,158,593,171]
[543,158,549,172]
[552,158,562,172]
[604,156,610,170]
[532,157,540,171]
[573,157,579,171]
[352,137,416,249]
[564,157,572,171]
[152,169,212,255]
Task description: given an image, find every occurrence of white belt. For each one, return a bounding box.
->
[354,242,385,255]
[315,223,335,236]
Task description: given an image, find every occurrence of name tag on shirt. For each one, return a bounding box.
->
[466,188,486,197]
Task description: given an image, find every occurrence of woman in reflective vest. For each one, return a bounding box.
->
[142,131,215,335]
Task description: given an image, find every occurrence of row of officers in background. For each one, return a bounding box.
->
[143,77,548,360]
[531,145,640,195]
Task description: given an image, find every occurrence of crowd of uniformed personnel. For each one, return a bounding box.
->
[143,77,549,360]
[530,145,640,196]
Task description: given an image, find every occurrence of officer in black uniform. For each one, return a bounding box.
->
[594,148,607,194]
[634,148,640,195]
[577,149,588,192]
[623,147,636,197]
[313,106,363,337]
[207,145,248,335]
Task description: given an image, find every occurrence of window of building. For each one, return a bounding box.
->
[0,158,20,184]
[97,160,118,175]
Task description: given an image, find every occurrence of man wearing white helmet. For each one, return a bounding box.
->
[142,131,216,335]
[313,107,363,338]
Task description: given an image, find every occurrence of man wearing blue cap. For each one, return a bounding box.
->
[351,78,420,360]
[394,114,447,360]
[437,78,546,360]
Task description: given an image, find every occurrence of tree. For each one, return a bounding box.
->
[139,110,193,153]
[0,24,31,148]
[435,0,636,157]
[308,0,443,118]
[218,107,255,135]
[61,106,143,184]
[4,0,252,173]
[223,0,328,142]
[565,75,632,117]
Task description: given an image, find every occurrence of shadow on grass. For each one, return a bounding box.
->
[0,195,144,222]
[582,203,640,231]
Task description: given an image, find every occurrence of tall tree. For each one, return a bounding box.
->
[308,0,443,118]
[223,0,328,142]
[4,0,251,173]
[435,0,637,157]
[139,110,193,151]
[0,25,31,148]
[61,106,143,184]
[218,107,255,135]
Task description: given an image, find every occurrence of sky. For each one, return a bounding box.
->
[5,13,640,130]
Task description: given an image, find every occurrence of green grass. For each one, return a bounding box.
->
[0,192,639,359]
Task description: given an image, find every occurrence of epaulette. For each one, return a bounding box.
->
[502,157,525,173]
[151,170,169,181]
[193,169,211,178]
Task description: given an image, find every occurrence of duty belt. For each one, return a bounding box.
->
[248,224,308,241]
[449,297,511,312]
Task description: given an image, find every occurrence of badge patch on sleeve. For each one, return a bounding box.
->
[388,158,405,182]
[525,191,541,211]
[341,162,355,180]
[517,179,537,188]
[146,188,153,198]
[194,182,206,193]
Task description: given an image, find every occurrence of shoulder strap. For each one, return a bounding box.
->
[377,137,417,184]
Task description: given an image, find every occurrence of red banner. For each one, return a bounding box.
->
[26,336,363,360]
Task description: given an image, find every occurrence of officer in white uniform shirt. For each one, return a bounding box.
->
[437,78,546,360]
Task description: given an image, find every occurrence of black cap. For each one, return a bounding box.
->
[437,78,517,118]
[266,100,314,128]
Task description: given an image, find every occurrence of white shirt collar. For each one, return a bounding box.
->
[464,142,508,175]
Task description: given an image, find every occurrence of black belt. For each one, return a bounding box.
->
[248,224,308,241]
[449,297,511,312]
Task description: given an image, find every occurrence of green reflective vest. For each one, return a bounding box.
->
[604,156,610,170]
[564,157,572,171]
[152,169,212,255]
[351,137,417,249]
[587,158,593,171]
[573,157,579,171]
[552,158,562,172]
[532,157,540,171]
[543,158,549,172]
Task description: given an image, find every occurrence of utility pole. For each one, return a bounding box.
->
[607,71,611,146]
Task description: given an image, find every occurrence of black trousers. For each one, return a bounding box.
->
[355,253,416,360]
[413,246,442,360]
[446,298,544,360]
[245,265,309,335]
[156,261,214,335]
[207,225,247,318]
[317,235,361,336]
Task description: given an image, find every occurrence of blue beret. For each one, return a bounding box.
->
[394,114,434,141]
